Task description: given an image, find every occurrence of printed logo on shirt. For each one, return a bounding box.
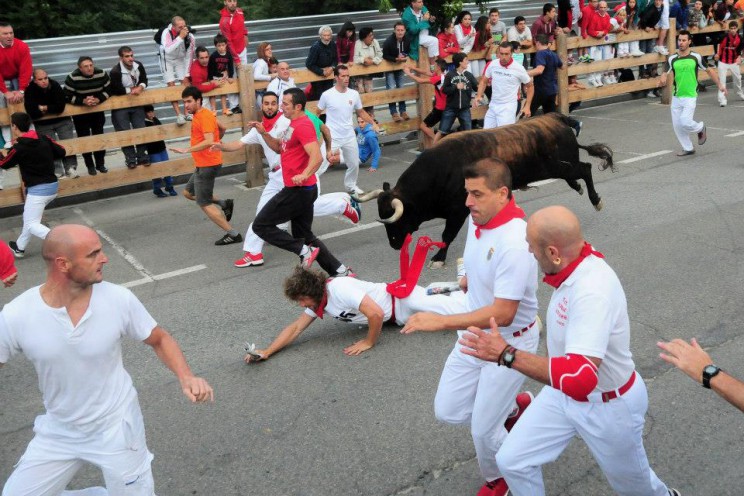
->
[348,100,353,106]
[334,311,357,322]
[280,126,294,153]
[555,296,568,327]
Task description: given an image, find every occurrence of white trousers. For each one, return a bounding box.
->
[17,192,57,250]
[717,62,743,105]
[496,376,669,496]
[590,44,615,79]
[434,324,540,481]
[617,40,640,55]
[331,135,361,193]
[3,397,155,496]
[484,101,518,129]
[671,96,703,152]
[419,34,440,58]
[394,287,468,324]
[243,172,351,254]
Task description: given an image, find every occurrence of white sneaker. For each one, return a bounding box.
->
[737,92,744,100]
[653,45,669,55]
[185,114,193,121]
[631,49,645,57]
[647,90,658,98]
[609,75,618,84]
[601,75,612,85]
[176,114,186,126]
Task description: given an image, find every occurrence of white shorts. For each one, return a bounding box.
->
[161,56,189,84]
[484,101,519,128]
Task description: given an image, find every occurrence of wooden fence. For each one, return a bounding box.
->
[0,19,738,208]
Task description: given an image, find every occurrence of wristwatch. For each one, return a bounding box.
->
[501,346,517,368]
[702,364,721,389]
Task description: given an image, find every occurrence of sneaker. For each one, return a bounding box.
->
[350,197,361,220]
[631,49,645,57]
[342,201,360,224]
[392,113,402,122]
[401,111,410,120]
[646,90,658,98]
[698,124,707,145]
[126,162,138,170]
[300,246,320,268]
[653,45,669,55]
[676,149,695,156]
[336,267,357,277]
[738,91,744,100]
[668,489,681,496]
[720,101,727,107]
[8,241,24,259]
[165,186,178,196]
[222,199,234,222]
[234,251,264,267]
[176,114,186,126]
[601,75,612,85]
[504,391,534,432]
[87,166,97,176]
[609,75,618,84]
[231,106,242,114]
[477,478,509,496]
[585,54,594,62]
[66,168,80,179]
[185,114,193,121]
[96,166,108,173]
[153,188,168,198]
[215,233,243,246]
[574,120,583,138]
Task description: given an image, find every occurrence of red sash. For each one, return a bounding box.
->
[386,234,446,298]
[542,242,604,288]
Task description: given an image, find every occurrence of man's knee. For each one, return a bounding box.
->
[433,395,470,425]
[496,441,525,477]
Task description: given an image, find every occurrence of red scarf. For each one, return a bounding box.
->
[386,234,446,298]
[263,113,281,132]
[474,197,525,239]
[542,242,604,288]
[313,287,329,318]
[500,57,514,68]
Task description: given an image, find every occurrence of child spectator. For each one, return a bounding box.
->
[440,52,477,136]
[404,59,447,143]
[715,20,744,105]
[356,116,381,172]
[438,19,461,67]
[143,105,176,198]
[208,34,236,116]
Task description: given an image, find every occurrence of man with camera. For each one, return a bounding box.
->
[160,16,196,126]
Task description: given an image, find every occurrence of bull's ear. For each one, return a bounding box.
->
[383,182,391,191]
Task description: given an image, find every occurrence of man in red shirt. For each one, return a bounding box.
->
[189,46,226,110]
[252,88,350,275]
[219,0,249,66]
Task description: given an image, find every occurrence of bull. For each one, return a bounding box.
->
[354,113,615,268]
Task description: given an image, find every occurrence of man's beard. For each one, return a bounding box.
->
[263,110,278,119]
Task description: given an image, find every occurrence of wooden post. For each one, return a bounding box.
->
[416,46,434,150]
[238,64,264,187]
[661,19,676,105]
[557,32,570,115]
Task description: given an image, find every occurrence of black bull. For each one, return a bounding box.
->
[354,113,615,266]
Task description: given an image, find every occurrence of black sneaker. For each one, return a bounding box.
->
[231,106,242,114]
[215,233,243,246]
[8,241,24,259]
[96,166,108,173]
[87,166,97,176]
[222,199,234,222]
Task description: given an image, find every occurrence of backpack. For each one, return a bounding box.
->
[153,25,167,45]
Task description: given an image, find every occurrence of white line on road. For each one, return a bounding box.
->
[527,179,558,187]
[319,222,382,241]
[152,264,207,281]
[617,150,673,164]
[725,130,744,137]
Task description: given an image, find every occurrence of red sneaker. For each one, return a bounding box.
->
[504,391,534,432]
[300,246,320,269]
[477,477,509,496]
[342,201,360,224]
[234,252,264,268]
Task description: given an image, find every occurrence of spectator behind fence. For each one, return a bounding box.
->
[617,0,645,57]
[0,21,33,190]
[336,21,357,66]
[254,42,277,107]
[490,8,508,43]
[24,68,79,178]
[383,22,412,122]
[219,0,249,66]
[587,1,616,87]
[160,16,196,126]
[190,46,227,100]
[455,11,477,58]
[438,20,461,64]
[143,104,176,198]
[402,0,440,66]
[109,46,149,169]
[0,112,65,259]
[354,27,383,119]
[266,61,296,103]
[306,26,338,100]
[472,16,494,80]
[638,0,664,90]
[209,34,238,116]
[715,20,744,106]
[532,3,562,44]
[64,56,111,176]
[507,16,534,50]
[404,60,447,143]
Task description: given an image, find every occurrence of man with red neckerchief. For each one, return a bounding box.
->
[402,158,540,496]
[459,205,680,496]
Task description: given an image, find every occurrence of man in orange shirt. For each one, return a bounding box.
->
[169,86,241,245]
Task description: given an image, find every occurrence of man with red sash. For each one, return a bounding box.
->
[401,157,540,496]
[459,205,680,496]
[244,236,467,360]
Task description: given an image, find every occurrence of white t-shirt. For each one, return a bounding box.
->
[462,216,538,336]
[266,77,296,103]
[484,59,531,105]
[546,254,636,392]
[507,26,532,43]
[304,277,392,324]
[240,115,290,170]
[317,87,362,141]
[454,24,476,53]
[0,282,157,429]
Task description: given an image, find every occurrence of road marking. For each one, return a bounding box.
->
[725,130,744,137]
[74,207,207,287]
[318,222,382,241]
[617,150,673,164]
[527,179,557,187]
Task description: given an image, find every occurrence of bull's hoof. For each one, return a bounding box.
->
[578,185,584,196]
[428,260,446,270]
[594,199,604,211]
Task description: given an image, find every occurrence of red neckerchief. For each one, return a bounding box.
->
[262,113,281,132]
[386,235,446,298]
[313,282,331,318]
[500,57,514,68]
[542,242,604,288]
[474,197,525,239]
[462,25,472,35]
[20,130,39,140]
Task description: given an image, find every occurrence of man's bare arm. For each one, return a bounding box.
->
[401,298,520,334]
[247,313,316,362]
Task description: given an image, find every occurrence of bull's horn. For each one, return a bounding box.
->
[378,198,404,224]
[353,189,384,203]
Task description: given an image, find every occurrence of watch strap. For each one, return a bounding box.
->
[702,364,721,389]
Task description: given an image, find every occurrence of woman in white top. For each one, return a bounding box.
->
[353,26,383,117]
[454,11,476,54]
[253,42,277,107]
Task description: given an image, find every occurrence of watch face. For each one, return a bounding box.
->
[704,365,719,375]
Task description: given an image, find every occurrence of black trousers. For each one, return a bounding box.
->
[72,112,106,168]
[530,92,557,116]
[253,185,342,274]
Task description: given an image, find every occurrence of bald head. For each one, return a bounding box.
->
[42,224,98,263]
[526,206,585,273]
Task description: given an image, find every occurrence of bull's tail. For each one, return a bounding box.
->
[578,143,615,172]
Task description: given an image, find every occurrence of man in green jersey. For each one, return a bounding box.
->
[659,29,727,156]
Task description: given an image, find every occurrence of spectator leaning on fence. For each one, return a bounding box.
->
[24,68,79,179]
[64,56,111,176]
[209,34,238,116]
[266,61,296,103]
[382,21,411,122]
[306,26,338,100]
[404,60,447,143]
[507,16,534,49]
[489,8,508,43]
[336,21,357,66]
[190,45,226,101]
[160,16,196,126]
[254,42,277,107]
[109,46,149,169]
[401,0,440,67]
[455,11,477,57]
[219,0,249,66]
[354,27,383,119]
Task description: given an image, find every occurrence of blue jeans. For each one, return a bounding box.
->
[439,107,472,135]
[385,70,407,115]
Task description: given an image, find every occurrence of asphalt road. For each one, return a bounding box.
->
[2,91,744,495]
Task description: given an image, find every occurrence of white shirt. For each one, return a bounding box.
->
[483,59,531,106]
[317,86,362,141]
[462,216,538,336]
[507,26,533,43]
[253,58,272,82]
[240,115,290,184]
[266,77,296,103]
[0,282,157,430]
[547,255,636,391]
[454,24,476,53]
[304,277,393,324]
